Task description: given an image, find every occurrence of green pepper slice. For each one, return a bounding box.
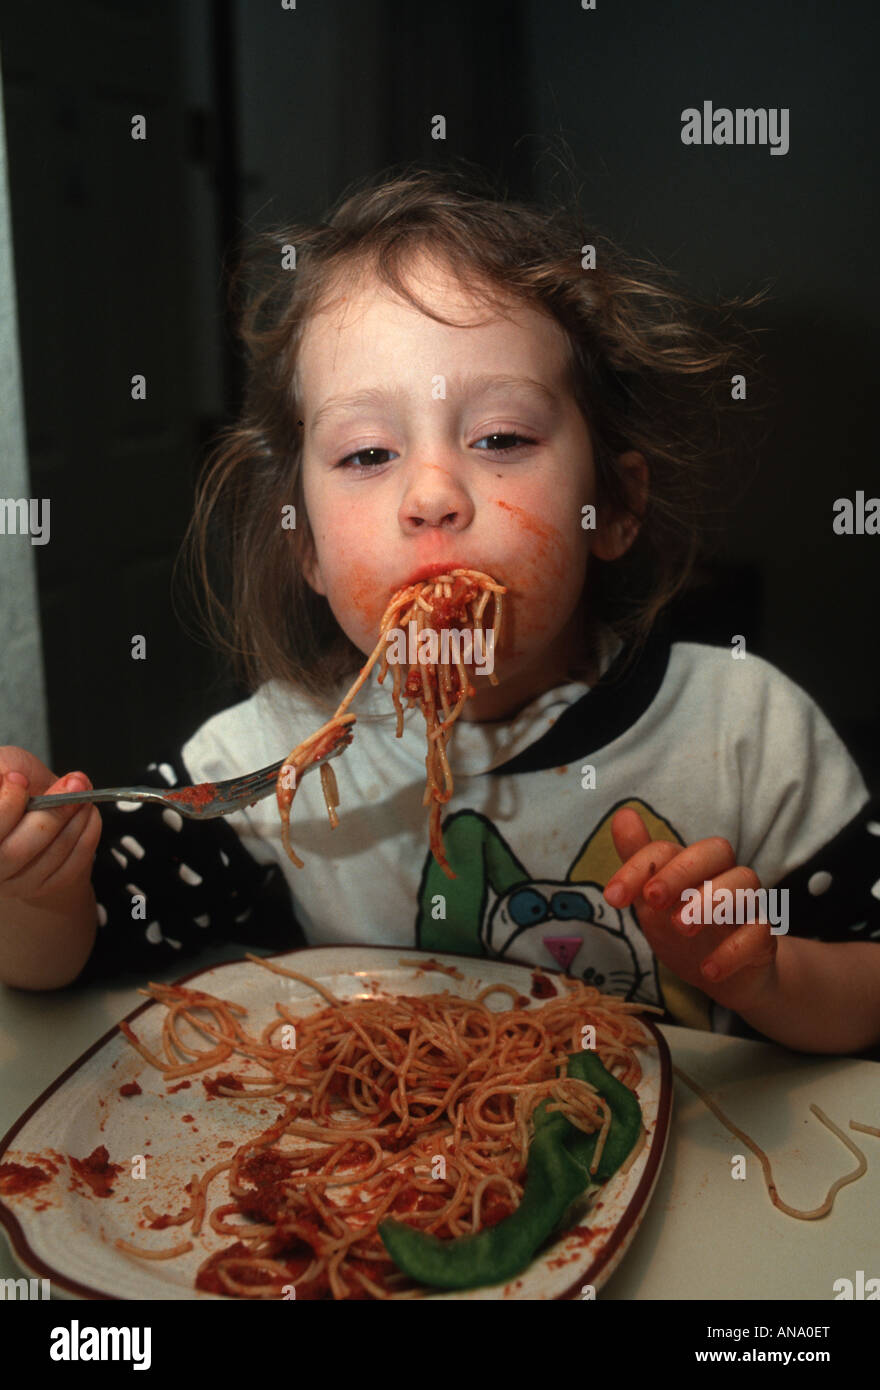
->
[378,1048,643,1291]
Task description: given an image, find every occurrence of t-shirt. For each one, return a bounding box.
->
[78,620,880,1047]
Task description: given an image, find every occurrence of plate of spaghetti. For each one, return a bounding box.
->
[0,947,671,1300]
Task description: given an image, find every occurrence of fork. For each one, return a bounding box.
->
[25,742,347,820]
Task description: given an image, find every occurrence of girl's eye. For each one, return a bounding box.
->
[472,432,536,454]
[337,447,396,470]
[336,432,536,470]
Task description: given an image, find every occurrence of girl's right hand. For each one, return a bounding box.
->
[0,746,103,903]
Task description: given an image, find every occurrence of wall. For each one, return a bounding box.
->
[0,53,49,762]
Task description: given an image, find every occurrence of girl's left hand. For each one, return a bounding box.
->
[603,807,780,1013]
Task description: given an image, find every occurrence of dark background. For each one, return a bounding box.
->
[1,0,877,788]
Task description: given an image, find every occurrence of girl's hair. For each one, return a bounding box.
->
[180,160,761,704]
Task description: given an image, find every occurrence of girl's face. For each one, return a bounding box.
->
[298,254,640,719]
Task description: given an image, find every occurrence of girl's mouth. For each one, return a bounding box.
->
[396,560,501,594]
[400,560,467,589]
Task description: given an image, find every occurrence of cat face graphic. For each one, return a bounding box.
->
[479,878,638,987]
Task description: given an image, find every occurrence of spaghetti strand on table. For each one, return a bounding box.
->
[673,1064,869,1221]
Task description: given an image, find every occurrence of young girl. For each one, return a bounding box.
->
[1,167,878,1056]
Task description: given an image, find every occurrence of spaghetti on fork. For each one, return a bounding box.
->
[276,569,505,878]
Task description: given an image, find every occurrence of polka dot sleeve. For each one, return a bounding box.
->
[74,752,302,983]
[719,793,880,1059]
[772,793,880,945]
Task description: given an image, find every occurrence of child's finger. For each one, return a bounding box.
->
[19,806,103,900]
[0,771,34,844]
[604,839,681,908]
[40,772,94,805]
[0,772,93,879]
[0,804,101,901]
[0,770,90,837]
[0,803,92,894]
[641,837,737,911]
[699,919,777,984]
[669,864,762,936]
[609,807,652,863]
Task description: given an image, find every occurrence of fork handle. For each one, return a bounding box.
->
[26,788,169,811]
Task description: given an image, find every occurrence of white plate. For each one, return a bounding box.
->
[0,946,671,1300]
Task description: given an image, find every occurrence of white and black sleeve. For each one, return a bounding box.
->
[75,752,302,982]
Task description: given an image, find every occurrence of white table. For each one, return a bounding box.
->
[2,948,878,1299]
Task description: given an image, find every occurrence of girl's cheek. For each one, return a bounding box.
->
[339,558,385,628]
[494,509,586,656]
[323,555,390,652]
[491,498,580,589]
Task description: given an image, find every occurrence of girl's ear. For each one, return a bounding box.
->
[591,451,648,562]
[300,532,327,597]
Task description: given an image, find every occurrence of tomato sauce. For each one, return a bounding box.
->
[0,1161,54,1196]
[68,1145,124,1198]
[166,782,219,807]
[203,1073,244,1098]
[531,970,558,999]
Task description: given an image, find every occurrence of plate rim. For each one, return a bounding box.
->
[0,943,672,1301]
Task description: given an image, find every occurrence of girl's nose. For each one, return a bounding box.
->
[399,463,475,532]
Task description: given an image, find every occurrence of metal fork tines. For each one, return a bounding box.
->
[25,743,346,820]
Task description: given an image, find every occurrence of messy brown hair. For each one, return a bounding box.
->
[179,160,760,705]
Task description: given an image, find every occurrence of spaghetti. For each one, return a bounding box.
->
[276,569,506,879]
[673,1064,870,1220]
[117,960,654,1300]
